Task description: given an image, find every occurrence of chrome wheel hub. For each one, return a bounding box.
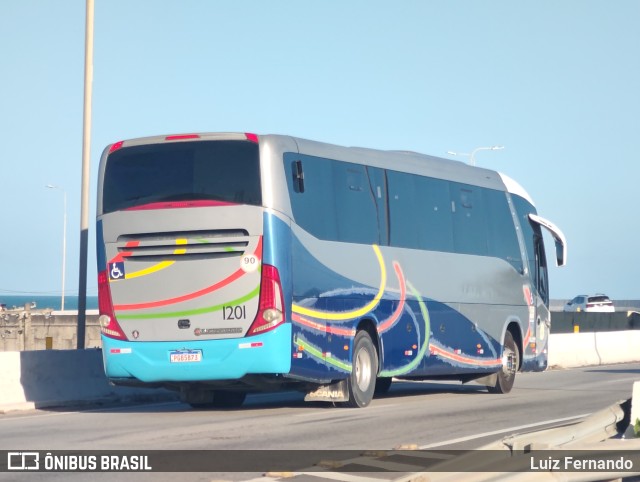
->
[355,349,372,392]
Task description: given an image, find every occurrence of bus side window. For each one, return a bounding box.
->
[332,162,378,244]
[534,233,549,305]
[285,153,378,244]
[451,183,488,256]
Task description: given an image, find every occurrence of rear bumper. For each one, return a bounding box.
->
[101,324,292,383]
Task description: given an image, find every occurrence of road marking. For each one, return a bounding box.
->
[419,413,590,448]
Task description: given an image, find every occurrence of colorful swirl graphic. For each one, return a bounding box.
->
[292,245,386,321]
[378,281,431,377]
[290,244,500,374]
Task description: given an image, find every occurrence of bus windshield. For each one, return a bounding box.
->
[102,140,261,213]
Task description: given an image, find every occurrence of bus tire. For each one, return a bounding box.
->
[488,330,519,394]
[343,330,378,408]
[187,390,246,409]
[212,391,247,408]
[375,377,393,395]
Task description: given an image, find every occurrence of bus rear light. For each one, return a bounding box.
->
[98,270,128,341]
[245,133,259,143]
[247,264,285,336]
[109,141,124,153]
[165,134,200,141]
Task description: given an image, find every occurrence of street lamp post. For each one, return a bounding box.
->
[447,145,505,166]
[46,184,67,311]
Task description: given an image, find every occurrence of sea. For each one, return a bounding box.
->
[0,295,98,311]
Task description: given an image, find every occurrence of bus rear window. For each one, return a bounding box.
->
[102,140,261,214]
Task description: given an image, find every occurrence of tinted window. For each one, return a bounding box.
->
[511,194,538,278]
[388,171,521,268]
[286,153,338,240]
[387,170,419,249]
[387,171,454,251]
[285,153,379,244]
[484,189,522,272]
[103,140,261,213]
[417,176,453,252]
[451,182,487,256]
[285,153,524,272]
[534,229,549,304]
[333,161,379,243]
[589,296,611,303]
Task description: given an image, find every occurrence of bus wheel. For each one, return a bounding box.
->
[488,331,519,394]
[343,330,378,408]
[374,377,393,395]
[212,391,247,408]
[186,390,246,409]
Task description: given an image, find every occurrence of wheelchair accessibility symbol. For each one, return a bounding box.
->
[109,262,126,281]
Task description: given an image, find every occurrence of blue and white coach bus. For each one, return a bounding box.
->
[96,133,566,408]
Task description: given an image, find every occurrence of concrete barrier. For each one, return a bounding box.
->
[0,349,176,413]
[547,330,640,368]
[1,331,639,413]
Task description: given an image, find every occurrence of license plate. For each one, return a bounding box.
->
[169,350,202,363]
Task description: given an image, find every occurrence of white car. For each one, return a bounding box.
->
[563,294,615,313]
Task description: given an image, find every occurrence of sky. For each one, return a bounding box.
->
[1,0,639,301]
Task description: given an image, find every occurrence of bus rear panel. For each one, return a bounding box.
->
[97,134,291,392]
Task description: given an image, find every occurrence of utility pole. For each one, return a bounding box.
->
[77,0,94,349]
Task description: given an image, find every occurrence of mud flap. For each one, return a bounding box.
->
[304,379,349,402]
[465,373,498,387]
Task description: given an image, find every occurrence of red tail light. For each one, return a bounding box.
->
[109,141,124,153]
[246,264,285,336]
[245,133,259,143]
[98,270,128,340]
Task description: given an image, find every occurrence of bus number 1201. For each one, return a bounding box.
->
[222,305,247,320]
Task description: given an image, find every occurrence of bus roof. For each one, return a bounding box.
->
[498,172,536,207]
[102,132,536,203]
[283,134,508,193]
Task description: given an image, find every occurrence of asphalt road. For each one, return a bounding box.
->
[1,362,639,481]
